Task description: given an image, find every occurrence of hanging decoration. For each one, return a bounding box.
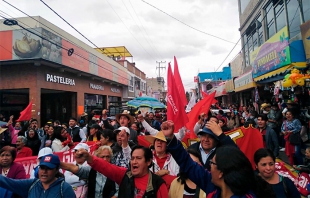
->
[282,68,310,88]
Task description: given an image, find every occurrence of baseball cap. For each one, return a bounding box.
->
[73,143,90,152]
[37,147,53,159]
[39,154,60,169]
[114,126,130,135]
[197,126,219,140]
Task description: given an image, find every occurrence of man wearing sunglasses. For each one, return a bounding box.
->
[0,154,75,197]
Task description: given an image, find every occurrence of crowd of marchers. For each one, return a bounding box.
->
[0,105,308,198]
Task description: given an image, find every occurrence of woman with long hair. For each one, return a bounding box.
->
[281,110,302,165]
[254,148,300,198]
[40,125,55,150]
[25,128,41,156]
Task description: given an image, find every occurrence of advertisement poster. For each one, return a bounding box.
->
[250,26,291,78]
[41,28,62,64]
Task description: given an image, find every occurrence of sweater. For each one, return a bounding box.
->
[169,177,206,198]
[0,176,75,198]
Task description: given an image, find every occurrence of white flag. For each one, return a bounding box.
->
[186,91,196,112]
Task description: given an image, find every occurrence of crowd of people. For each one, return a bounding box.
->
[0,103,309,197]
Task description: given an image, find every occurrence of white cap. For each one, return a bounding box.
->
[73,143,90,152]
[37,147,53,159]
[114,126,130,135]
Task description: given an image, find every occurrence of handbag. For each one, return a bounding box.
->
[285,121,302,145]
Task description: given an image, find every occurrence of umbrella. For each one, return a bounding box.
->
[127,96,166,109]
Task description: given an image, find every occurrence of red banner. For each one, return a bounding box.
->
[15,142,97,178]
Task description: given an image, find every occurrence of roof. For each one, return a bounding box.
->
[95,46,133,58]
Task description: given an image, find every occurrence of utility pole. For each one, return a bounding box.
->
[156,61,166,100]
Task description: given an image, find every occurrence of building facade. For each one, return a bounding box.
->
[146,77,165,100]
[0,16,129,125]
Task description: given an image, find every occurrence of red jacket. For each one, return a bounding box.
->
[16,146,32,158]
[0,162,26,179]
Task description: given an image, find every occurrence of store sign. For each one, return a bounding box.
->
[300,20,310,62]
[46,74,75,86]
[234,70,254,89]
[250,26,291,78]
[111,88,120,93]
[90,83,104,90]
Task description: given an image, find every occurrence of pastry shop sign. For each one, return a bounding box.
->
[46,74,75,86]
[90,83,104,91]
[111,88,120,93]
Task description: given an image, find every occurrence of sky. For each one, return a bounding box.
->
[0,0,242,91]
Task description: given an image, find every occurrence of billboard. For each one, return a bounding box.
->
[250,26,291,78]
[300,20,310,62]
[0,27,128,85]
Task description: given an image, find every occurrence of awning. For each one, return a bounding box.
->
[254,62,307,82]
[95,46,133,58]
[234,70,256,92]
[225,79,234,92]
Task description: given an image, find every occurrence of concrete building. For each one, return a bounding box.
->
[146,77,165,100]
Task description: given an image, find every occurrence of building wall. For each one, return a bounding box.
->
[230,53,243,77]
[198,66,231,82]
[239,0,261,31]
[146,77,165,99]
[0,62,122,125]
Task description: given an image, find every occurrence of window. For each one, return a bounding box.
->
[275,0,285,32]
[265,3,276,39]
[129,76,134,92]
[257,15,264,46]
[287,0,301,38]
[302,0,310,22]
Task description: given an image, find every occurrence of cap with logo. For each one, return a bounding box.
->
[114,126,130,135]
[39,154,60,169]
[197,126,219,140]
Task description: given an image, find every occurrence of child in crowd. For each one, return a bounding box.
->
[293,147,310,173]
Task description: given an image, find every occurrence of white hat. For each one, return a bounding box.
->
[37,147,53,159]
[114,126,130,135]
[73,143,90,152]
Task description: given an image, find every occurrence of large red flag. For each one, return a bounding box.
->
[225,126,264,169]
[200,89,217,104]
[173,56,187,108]
[186,92,216,138]
[167,63,188,131]
[16,101,33,121]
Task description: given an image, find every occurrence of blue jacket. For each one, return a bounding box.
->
[0,175,75,198]
[167,136,257,198]
[263,126,279,157]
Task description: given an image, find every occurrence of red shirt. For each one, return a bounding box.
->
[16,146,32,158]
[90,156,168,198]
[154,154,168,169]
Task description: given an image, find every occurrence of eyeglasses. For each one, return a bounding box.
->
[209,160,217,166]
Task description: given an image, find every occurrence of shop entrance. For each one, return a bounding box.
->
[41,89,76,125]
[0,89,29,121]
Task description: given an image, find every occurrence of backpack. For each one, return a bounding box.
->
[28,179,64,198]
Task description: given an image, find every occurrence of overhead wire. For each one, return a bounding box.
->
[128,0,164,60]
[120,0,162,60]
[0,11,129,82]
[141,0,238,45]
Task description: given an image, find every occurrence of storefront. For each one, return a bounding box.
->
[0,17,127,125]
[234,70,256,107]
[224,79,234,105]
[250,26,308,107]
[0,63,123,125]
[214,82,227,105]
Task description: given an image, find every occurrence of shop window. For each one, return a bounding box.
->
[129,76,134,92]
[286,0,301,38]
[303,0,310,22]
[275,0,285,32]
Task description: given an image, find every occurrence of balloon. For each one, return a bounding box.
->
[282,79,293,87]
[284,74,290,80]
[296,78,305,86]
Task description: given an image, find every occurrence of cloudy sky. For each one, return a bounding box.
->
[0,0,241,91]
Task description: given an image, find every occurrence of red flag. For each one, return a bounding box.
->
[16,101,33,121]
[186,92,216,138]
[167,63,188,131]
[200,89,217,104]
[225,126,264,169]
[173,56,187,108]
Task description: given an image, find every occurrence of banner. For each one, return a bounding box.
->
[15,142,97,178]
[251,26,291,78]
